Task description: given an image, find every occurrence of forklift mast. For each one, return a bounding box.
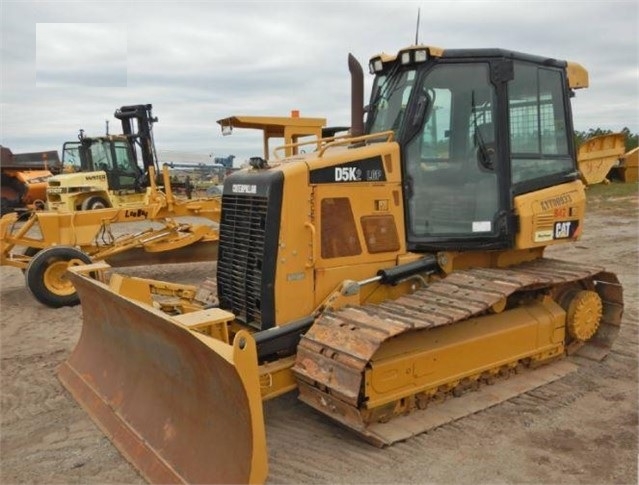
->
[114,104,159,173]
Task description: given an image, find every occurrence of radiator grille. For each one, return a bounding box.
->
[218,194,269,329]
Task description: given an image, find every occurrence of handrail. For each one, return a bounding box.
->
[272,131,394,160]
[272,134,351,160]
[304,222,316,268]
[317,131,395,158]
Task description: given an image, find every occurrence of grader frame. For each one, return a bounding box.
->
[0,165,220,307]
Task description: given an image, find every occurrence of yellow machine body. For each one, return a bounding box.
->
[58,45,624,484]
[47,105,163,212]
[46,167,147,211]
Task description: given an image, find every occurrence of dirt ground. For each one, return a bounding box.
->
[1,184,637,485]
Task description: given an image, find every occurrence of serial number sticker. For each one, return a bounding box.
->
[472,221,492,232]
[286,272,306,282]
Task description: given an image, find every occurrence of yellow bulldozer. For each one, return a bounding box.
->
[58,45,623,484]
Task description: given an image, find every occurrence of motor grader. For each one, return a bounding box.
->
[58,45,623,484]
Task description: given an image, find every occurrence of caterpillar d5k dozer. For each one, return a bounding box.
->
[58,45,624,484]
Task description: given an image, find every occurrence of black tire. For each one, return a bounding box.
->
[20,247,40,274]
[24,246,92,308]
[81,196,110,210]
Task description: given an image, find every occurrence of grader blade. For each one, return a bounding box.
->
[58,269,267,484]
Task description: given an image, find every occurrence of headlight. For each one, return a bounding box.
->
[414,49,428,63]
[398,48,430,66]
[369,57,385,74]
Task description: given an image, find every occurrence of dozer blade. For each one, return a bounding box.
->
[58,268,268,484]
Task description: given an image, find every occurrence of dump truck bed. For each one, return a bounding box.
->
[1,147,62,172]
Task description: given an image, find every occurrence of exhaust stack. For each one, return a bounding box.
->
[348,53,365,137]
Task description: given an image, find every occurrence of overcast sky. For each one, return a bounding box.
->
[1,1,638,164]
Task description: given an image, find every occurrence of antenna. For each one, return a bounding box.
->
[415,7,421,44]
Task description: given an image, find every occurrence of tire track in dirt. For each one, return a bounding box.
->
[1,351,67,426]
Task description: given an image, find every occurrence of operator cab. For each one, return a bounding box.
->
[365,46,581,251]
[62,137,143,191]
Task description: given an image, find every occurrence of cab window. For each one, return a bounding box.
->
[509,63,572,184]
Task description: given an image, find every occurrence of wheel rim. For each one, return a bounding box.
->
[566,290,603,341]
[42,258,83,296]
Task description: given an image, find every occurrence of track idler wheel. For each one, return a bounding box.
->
[561,289,603,342]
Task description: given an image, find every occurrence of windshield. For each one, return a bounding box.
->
[61,142,82,172]
[366,68,417,138]
[87,139,140,190]
[89,139,138,174]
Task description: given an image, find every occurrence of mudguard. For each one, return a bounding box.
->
[58,267,268,484]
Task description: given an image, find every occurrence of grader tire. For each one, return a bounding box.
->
[20,247,40,274]
[24,246,92,307]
